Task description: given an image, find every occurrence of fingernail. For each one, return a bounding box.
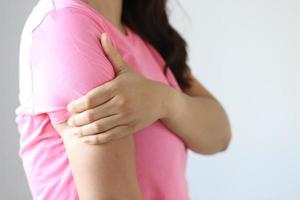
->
[68,118,74,127]
[101,32,108,42]
[107,34,111,44]
[67,103,73,112]
[104,33,112,46]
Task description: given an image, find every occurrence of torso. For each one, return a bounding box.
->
[15,0,190,199]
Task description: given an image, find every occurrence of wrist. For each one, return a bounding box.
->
[155,81,181,120]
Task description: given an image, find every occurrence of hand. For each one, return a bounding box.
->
[66,33,170,144]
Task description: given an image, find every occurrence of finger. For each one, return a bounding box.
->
[68,96,118,127]
[67,80,115,113]
[100,33,128,74]
[72,113,125,137]
[83,125,131,145]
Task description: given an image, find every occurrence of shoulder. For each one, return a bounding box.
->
[32,6,105,38]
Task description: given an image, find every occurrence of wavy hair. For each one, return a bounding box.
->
[122,0,192,90]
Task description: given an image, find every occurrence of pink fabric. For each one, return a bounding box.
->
[15,0,189,199]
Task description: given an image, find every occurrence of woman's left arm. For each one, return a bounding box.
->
[159,70,232,154]
[67,33,231,155]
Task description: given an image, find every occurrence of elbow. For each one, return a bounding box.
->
[209,117,233,154]
[219,129,232,152]
[220,118,233,152]
[190,129,232,155]
[212,127,232,154]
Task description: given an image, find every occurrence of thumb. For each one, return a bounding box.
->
[100,33,127,74]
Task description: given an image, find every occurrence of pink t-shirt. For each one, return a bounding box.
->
[15,0,189,199]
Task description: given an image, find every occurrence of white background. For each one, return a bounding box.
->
[1,0,299,199]
[169,0,300,199]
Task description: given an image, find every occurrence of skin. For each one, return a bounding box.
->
[53,0,232,199]
[68,33,232,154]
[54,36,143,200]
[52,1,142,200]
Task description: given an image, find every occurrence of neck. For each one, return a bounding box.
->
[84,0,125,34]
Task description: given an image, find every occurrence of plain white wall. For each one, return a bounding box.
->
[169,0,300,199]
[1,0,299,199]
[0,1,36,200]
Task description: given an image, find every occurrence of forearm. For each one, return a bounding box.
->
[159,84,232,154]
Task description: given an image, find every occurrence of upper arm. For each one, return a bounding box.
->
[31,8,141,199]
[31,8,116,125]
[182,69,216,99]
[53,122,141,200]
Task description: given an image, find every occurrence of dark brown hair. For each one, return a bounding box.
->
[122,0,192,90]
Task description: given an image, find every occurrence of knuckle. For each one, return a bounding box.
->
[97,135,107,144]
[103,134,113,142]
[72,127,82,137]
[119,110,130,120]
[68,117,75,126]
[85,111,94,123]
[111,80,121,92]
[83,95,93,108]
[123,106,132,115]
[107,82,116,93]
[88,136,97,144]
[117,96,127,108]
[128,122,137,133]
[94,122,103,132]
[78,128,84,136]
[118,111,127,118]
[110,84,119,95]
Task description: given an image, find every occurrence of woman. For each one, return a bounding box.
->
[15,0,232,199]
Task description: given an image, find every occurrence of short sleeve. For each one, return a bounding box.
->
[30,8,115,125]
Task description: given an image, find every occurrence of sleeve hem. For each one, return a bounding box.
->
[48,109,71,125]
